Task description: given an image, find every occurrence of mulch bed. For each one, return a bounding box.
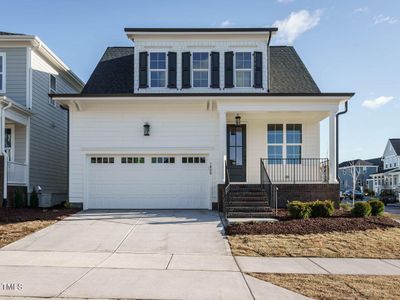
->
[226,215,400,235]
[0,207,80,224]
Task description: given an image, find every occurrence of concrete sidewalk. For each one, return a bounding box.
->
[0,210,310,299]
[236,256,400,275]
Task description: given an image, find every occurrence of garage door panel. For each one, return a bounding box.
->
[87,155,209,209]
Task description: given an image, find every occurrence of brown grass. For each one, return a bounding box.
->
[0,208,78,248]
[229,227,400,258]
[385,212,400,220]
[249,273,400,300]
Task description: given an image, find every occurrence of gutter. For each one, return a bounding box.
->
[0,100,12,206]
[336,101,348,181]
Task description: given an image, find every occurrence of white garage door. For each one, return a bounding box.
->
[87,155,210,209]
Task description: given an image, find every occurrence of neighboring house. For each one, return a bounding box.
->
[0,32,83,207]
[370,139,400,195]
[338,159,379,192]
[52,27,354,215]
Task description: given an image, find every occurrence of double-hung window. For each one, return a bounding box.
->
[48,74,57,106]
[150,52,166,88]
[267,124,283,164]
[235,52,251,87]
[192,52,208,87]
[0,53,5,93]
[286,124,302,164]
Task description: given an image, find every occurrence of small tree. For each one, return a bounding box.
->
[349,161,362,207]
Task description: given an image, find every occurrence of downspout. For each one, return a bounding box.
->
[60,104,69,203]
[266,30,272,92]
[336,101,348,181]
[1,100,12,207]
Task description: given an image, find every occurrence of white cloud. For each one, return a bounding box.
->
[272,10,322,44]
[362,96,394,109]
[219,20,233,28]
[277,0,294,3]
[373,14,398,25]
[354,6,368,13]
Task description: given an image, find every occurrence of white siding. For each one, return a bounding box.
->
[134,37,268,93]
[69,101,219,205]
[14,123,26,163]
[30,50,78,197]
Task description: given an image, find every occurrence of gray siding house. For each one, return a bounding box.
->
[338,159,380,192]
[0,32,83,207]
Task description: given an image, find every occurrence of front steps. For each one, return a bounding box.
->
[225,184,272,218]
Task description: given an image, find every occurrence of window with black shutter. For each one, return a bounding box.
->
[253,51,263,88]
[181,52,191,88]
[224,52,234,88]
[167,52,177,88]
[139,52,148,88]
[210,52,220,88]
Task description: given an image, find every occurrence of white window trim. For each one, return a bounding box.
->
[48,74,58,107]
[148,51,168,88]
[0,53,6,93]
[234,51,253,88]
[191,51,210,88]
[266,123,303,159]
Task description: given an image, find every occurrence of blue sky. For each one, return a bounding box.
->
[2,0,399,162]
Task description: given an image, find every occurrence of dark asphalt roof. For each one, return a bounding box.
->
[339,159,377,168]
[81,46,321,95]
[389,139,400,155]
[365,157,383,167]
[125,28,278,33]
[0,31,25,36]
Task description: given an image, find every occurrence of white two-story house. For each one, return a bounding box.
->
[52,28,354,216]
[0,32,83,207]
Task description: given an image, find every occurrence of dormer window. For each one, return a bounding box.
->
[150,52,166,88]
[235,52,252,87]
[192,52,209,87]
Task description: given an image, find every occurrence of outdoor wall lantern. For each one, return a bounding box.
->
[143,123,150,136]
[235,114,241,127]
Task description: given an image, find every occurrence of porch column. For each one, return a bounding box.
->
[219,110,227,183]
[329,112,337,183]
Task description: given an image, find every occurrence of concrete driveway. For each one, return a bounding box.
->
[0,210,304,299]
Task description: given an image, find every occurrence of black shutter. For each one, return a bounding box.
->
[139,52,148,88]
[167,52,177,88]
[210,52,220,88]
[253,51,263,88]
[181,52,191,88]
[224,52,234,88]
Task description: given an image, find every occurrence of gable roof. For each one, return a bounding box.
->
[80,45,320,95]
[339,159,376,168]
[389,139,400,155]
[365,157,383,167]
[82,47,134,94]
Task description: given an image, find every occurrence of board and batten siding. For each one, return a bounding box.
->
[30,50,78,201]
[69,101,219,206]
[0,47,27,105]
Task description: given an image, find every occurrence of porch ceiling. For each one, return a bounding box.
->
[226,111,329,122]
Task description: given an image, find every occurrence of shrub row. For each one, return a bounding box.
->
[287,200,334,219]
[351,199,384,217]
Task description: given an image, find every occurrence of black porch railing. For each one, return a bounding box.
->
[261,158,329,184]
[260,159,278,215]
[224,160,231,219]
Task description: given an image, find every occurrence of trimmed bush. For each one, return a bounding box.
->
[30,188,39,208]
[310,200,335,218]
[352,202,372,217]
[340,203,352,212]
[287,201,312,219]
[368,199,385,216]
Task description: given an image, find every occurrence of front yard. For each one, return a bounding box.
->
[0,208,79,248]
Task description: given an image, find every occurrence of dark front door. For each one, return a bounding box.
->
[227,124,246,182]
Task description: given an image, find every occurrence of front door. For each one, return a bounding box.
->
[227,124,246,182]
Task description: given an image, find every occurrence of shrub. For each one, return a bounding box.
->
[310,200,335,218]
[14,189,25,208]
[30,188,39,208]
[287,201,312,219]
[351,202,372,217]
[340,203,352,212]
[368,199,385,216]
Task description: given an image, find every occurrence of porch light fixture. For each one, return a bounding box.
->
[143,123,150,136]
[235,114,241,127]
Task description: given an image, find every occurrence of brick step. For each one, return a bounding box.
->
[227,206,272,213]
[230,187,265,193]
[229,191,267,197]
[229,196,268,202]
[227,211,273,218]
[228,201,269,207]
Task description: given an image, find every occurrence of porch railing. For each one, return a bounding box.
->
[260,159,278,215]
[8,162,28,185]
[224,160,231,219]
[261,158,329,184]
